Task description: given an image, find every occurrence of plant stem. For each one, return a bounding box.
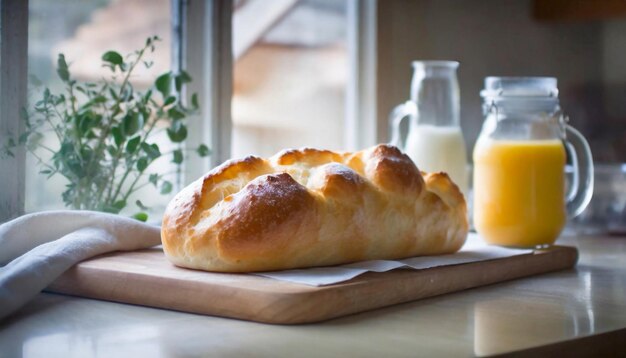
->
[27,149,55,171]
[89,45,152,207]
[37,143,56,154]
[102,153,119,205]
[109,112,160,204]
[122,173,144,203]
[67,82,83,155]
[43,106,63,142]
[125,168,179,198]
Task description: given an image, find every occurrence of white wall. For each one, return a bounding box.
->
[602,19,626,118]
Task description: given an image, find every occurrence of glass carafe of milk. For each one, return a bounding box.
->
[389,61,468,195]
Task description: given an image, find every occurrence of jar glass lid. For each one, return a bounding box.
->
[481,77,558,99]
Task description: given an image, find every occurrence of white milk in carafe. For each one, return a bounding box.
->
[404,124,468,195]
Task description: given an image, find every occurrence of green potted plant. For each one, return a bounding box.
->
[3,36,209,220]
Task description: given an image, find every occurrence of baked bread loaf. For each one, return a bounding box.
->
[161,144,468,272]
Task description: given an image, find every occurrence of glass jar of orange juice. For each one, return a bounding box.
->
[473,77,594,248]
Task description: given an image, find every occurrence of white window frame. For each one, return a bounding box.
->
[346,0,378,150]
[182,0,233,178]
[0,0,386,221]
[0,0,29,222]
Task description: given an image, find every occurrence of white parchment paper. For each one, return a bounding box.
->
[257,233,533,286]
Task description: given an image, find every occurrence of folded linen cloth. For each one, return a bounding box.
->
[0,210,160,320]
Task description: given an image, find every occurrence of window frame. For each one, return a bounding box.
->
[346,0,378,150]
[182,0,233,178]
[0,0,29,222]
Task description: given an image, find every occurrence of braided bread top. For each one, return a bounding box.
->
[161,144,468,272]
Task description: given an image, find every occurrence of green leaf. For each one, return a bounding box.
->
[143,89,153,103]
[160,180,173,195]
[18,132,30,145]
[155,72,172,99]
[57,54,70,82]
[106,145,117,156]
[102,200,126,214]
[78,115,93,135]
[86,130,97,139]
[93,95,107,103]
[112,200,127,210]
[3,148,14,158]
[108,87,119,101]
[172,149,183,164]
[132,212,148,222]
[191,93,199,109]
[55,94,65,105]
[126,136,141,153]
[123,112,144,136]
[175,71,192,92]
[141,142,161,159]
[80,146,94,163]
[196,144,210,157]
[111,126,125,147]
[137,157,149,172]
[167,107,186,120]
[29,74,43,87]
[20,108,29,122]
[136,200,149,210]
[178,70,192,83]
[26,132,44,151]
[166,121,187,143]
[102,51,124,66]
[163,96,176,107]
[148,173,159,186]
[121,83,134,101]
[56,141,70,157]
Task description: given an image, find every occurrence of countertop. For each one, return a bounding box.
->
[1,234,625,357]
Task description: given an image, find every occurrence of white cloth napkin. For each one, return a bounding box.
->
[0,211,161,320]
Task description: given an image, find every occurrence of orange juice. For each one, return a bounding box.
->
[473,139,566,247]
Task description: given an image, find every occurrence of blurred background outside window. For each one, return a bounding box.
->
[231,0,348,158]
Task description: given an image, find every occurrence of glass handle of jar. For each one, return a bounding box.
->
[389,100,417,149]
[564,124,594,218]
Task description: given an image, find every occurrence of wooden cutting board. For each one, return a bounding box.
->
[46,246,578,324]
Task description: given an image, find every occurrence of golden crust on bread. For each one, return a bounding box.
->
[161,144,468,272]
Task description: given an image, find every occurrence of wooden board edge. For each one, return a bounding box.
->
[46,268,279,322]
[259,246,579,324]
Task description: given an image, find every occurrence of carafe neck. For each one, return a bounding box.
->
[410,61,460,127]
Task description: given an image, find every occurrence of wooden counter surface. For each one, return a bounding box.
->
[1,234,625,357]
